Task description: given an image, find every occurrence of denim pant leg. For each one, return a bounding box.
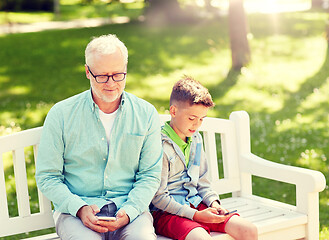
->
[112,211,156,240]
[96,202,117,218]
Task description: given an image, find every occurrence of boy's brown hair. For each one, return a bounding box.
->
[170,75,215,107]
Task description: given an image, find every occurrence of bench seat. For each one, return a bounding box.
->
[21,196,308,240]
[0,111,325,240]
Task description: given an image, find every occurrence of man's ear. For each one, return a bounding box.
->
[85,64,90,79]
[169,105,176,118]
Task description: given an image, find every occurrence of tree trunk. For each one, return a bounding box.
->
[326,17,329,46]
[228,0,251,70]
[144,0,186,25]
[311,0,323,8]
[54,0,60,18]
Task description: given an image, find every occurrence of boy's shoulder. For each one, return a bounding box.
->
[160,131,173,145]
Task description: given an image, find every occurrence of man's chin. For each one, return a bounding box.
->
[102,94,121,104]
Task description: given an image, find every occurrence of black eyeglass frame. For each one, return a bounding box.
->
[87,65,127,83]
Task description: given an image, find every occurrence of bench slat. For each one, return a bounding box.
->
[24,233,59,240]
[221,197,306,234]
[0,213,55,237]
[158,196,307,240]
[13,147,31,217]
[0,154,10,220]
[33,144,53,216]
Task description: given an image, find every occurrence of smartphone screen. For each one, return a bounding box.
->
[97,216,116,221]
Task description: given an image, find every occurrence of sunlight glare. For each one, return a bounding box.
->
[258,0,311,13]
[261,0,279,13]
[196,0,205,8]
[210,0,222,8]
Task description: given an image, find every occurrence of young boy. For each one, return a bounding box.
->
[151,76,258,240]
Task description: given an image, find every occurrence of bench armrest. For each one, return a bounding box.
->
[230,110,326,222]
[241,153,326,193]
[230,110,326,194]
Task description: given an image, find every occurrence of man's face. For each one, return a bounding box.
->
[169,102,209,142]
[86,48,126,108]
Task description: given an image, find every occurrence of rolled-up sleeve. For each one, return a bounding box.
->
[120,107,163,222]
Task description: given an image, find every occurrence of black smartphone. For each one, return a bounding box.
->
[224,210,237,215]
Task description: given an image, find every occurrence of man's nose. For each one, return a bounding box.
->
[105,77,116,86]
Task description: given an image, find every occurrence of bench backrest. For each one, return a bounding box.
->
[0,127,55,237]
[0,113,247,237]
[159,115,242,195]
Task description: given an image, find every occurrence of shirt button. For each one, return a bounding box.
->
[103,158,106,161]
[105,176,108,179]
[102,137,105,141]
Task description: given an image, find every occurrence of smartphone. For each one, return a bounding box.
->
[224,210,237,215]
[97,216,116,221]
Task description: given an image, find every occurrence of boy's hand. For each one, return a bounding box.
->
[193,207,227,223]
[97,209,130,232]
[77,205,108,233]
[211,201,228,215]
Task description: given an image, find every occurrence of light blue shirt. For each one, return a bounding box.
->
[35,89,163,222]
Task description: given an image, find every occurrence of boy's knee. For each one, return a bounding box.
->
[185,227,212,240]
[248,223,258,239]
[225,216,258,240]
[242,222,258,240]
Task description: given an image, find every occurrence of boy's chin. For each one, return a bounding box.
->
[186,132,195,137]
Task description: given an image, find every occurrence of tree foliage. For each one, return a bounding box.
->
[0,0,54,11]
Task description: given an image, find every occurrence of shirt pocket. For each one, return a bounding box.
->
[118,133,145,167]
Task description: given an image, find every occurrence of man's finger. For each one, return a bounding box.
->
[89,223,108,233]
[90,204,100,214]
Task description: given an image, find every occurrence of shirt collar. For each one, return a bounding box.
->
[87,88,126,113]
[162,121,192,149]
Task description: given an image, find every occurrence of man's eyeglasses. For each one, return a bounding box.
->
[87,65,126,83]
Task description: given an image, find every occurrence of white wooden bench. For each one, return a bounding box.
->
[0,111,326,240]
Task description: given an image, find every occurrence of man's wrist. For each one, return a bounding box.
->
[76,205,88,218]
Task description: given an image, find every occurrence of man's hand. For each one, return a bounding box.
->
[193,207,227,224]
[97,209,130,232]
[76,205,108,233]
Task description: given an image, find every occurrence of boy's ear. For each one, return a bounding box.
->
[169,105,177,117]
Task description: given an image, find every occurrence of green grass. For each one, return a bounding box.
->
[0,8,328,239]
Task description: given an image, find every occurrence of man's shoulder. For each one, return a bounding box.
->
[52,90,90,111]
[124,92,156,112]
[125,92,152,106]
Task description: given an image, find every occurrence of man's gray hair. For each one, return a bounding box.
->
[85,34,128,66]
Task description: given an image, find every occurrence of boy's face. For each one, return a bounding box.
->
[169,102,209,142]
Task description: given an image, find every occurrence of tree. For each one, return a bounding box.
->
[54,0,60,17]
[144,0,190,25]
[327,9,329,46]
[311,0,323,8]
[228,0,251,70]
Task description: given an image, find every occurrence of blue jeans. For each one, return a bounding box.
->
[55,203,156,240]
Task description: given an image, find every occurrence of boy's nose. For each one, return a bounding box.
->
[194,120,202,128]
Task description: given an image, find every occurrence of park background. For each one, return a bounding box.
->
[0,0,328,239]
